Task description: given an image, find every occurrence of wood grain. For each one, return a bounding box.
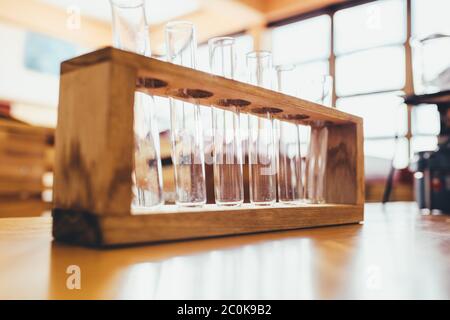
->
[53,61,136,216]
[325,123,364,205]
[61,47,362,125]
[0,119,53,198]
[53,204,363,247]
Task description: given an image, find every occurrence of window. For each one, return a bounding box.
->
[411,136,438,153]
[410,104,440,153]
[364,138,409,168]
[412,0,450,37]
[295,60,329,80]
[271,14,331,83]
[272,15,331,66]
[411,104,440,136]
[335,46,405,96]
[336,92,407,138]
[267,0,446,166]
[411,0,450,94]
[333,0,408,168]
[410,0,448,151]
[334,0,406,55]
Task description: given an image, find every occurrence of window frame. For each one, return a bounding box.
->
[266,0,432,164]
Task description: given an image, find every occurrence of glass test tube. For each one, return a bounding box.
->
[246,51,277,206]
[209,37,244,206]
[299,75,333,204]
[275,65,304,204]
[165,21,206,207]
[110,0,163,208]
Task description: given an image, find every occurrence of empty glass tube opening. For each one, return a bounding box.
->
[209,37,244,206]
[110,0,151,56]
[247,51,277,206]
[165,21,206,207]
[110,0,163,208]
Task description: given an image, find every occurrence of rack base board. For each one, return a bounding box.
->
[52,204,364,247]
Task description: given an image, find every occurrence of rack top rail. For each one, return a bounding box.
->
[61,47,362,126]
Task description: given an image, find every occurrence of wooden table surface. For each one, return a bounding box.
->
[0,202,449,300]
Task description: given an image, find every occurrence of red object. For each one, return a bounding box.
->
[396,167,414,184]
[0,100,11,118]
[432,178,442,192]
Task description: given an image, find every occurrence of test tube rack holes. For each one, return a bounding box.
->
[52,47,365,247]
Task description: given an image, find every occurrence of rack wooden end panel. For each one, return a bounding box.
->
[53,47,364,247]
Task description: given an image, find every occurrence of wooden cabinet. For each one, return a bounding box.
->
[0,118,54,216]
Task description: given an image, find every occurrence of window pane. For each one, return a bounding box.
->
[334,0,406,55]
[411,0,450,94]
[411,136,438,154]
[272,15,331,65]
[411,35,450,94]
[295,60,329,80]
[337,92,407,138]
[412,0,450,37]
[336,46,405,96]
[411,104,440,135]
[365,138,409,168]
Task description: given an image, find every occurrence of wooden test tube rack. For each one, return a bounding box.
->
[52,47,364,247]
